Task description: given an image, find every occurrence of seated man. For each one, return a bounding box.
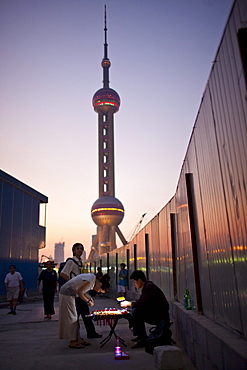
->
[120,270,170,349]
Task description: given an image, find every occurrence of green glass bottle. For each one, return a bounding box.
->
[185,288,192,310]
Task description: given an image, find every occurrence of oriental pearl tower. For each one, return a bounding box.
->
[89,6,127,257]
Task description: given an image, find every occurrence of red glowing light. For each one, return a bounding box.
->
[94,101,119,108]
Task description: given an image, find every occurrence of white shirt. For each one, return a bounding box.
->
[60,273,96,297]
[60,256,82,279]
[4,272,23,288]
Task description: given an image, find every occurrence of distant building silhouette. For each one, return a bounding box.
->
[54,242,65,265]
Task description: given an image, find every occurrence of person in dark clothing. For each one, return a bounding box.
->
[120,270,170,349]
[96,267,103,280]
[37,261,57,319]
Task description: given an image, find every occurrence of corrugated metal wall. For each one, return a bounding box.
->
[0,170,48,294]
[88,0,247,339]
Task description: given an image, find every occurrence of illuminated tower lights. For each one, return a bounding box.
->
[90,6,127,257]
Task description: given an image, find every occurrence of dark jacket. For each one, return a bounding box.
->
[132,280,169,322]
[38,269,57,293]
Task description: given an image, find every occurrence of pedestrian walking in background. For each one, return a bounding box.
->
[4,265,23,315]
[37,260,57,319]
[118,263,128,298]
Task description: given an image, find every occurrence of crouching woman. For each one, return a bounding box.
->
[59,273,106,348]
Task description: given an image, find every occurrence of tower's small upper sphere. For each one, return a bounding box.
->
[101,58,111,68]
[92,88,120,114]
[91,195,124,227]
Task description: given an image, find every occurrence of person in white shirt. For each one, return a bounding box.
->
[59,273,107,349]
[60,243,103,341]
[4,265,23,315]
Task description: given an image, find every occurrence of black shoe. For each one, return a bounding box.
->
[7,311,13,315]
[12,311,16,315]
[131,337,139,342]
[87,333,103,339]
[131,340,145,349]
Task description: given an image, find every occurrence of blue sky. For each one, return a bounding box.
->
[0,0,233,260]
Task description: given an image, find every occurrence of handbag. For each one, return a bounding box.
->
[145,320,173,355]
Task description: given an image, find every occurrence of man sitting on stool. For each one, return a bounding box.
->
[120,270,170,349]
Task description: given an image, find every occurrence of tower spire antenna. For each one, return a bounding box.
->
[102,4,110,88]
[104,4,108,60]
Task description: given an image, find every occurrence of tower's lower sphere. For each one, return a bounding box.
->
[91,196,124,227]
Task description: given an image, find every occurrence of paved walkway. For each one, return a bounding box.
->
[0,295,196,370]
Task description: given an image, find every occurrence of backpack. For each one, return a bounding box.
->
[58,262,66,288]
[145,320,174,355]
[58,259,88,288]
[65,258,82,278]
[64,258,88,278]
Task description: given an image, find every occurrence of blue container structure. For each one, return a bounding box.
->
[0,170,48,295]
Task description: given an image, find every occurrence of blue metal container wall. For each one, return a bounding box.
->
[0,172,47,294]
[0,183,47,261]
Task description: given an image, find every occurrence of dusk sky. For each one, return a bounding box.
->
[0,0,233,261]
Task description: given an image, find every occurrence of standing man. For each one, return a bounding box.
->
[60,242,102,340]
[120,270,170,349]
[96,267,103,280]
[4,265,23,315]
[118,263,128,298]
[37,260,57,319]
